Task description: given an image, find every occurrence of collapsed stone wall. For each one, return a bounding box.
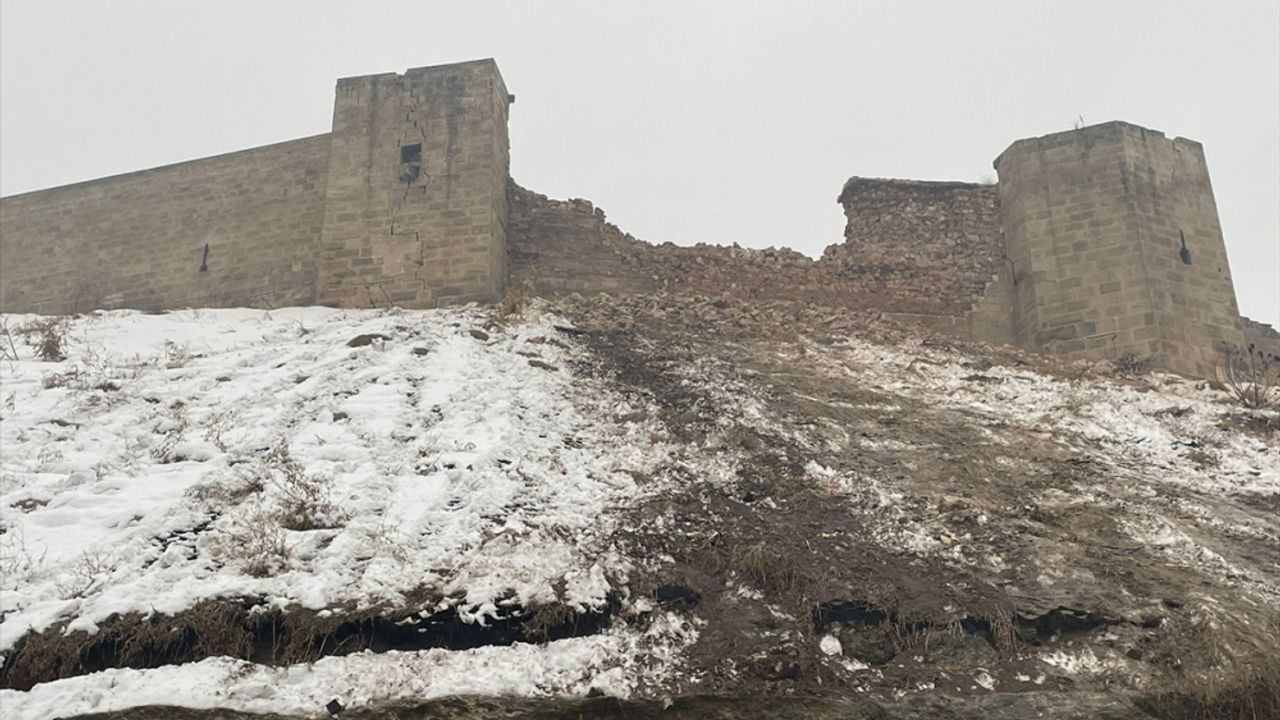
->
[508,180,1010,320]
[507,184,658,297]
[830,179,1006,317]
[0,135,330,314]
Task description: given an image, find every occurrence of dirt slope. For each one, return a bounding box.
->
[558,293,1279,718]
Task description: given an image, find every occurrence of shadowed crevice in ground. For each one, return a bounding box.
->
[0,595,620,691]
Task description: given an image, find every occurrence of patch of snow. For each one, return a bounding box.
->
[1041,648,1109,675]
[819,633,842,656]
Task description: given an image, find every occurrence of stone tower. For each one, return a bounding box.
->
[317,59,511,308]
[994,121,1245,378]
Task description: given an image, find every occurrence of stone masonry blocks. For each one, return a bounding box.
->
[994,121,1245,377]
[316,59,511,309]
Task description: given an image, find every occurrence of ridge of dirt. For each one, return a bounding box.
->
[0,595,620,691]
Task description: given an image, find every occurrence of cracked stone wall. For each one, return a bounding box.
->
[0,135,329,314]
[316,59,510,308]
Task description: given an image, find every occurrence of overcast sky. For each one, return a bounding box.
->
[2,0,1277,324]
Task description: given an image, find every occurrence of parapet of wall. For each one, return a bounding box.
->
[0,135,330,314]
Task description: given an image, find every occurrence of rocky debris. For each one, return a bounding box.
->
[507,182,1006,318]
[549,292,1279,719]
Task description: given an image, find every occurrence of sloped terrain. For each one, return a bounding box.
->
[1,299,1276,719]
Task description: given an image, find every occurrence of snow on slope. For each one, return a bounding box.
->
[803,335,1280,598]
[0,306,691,717]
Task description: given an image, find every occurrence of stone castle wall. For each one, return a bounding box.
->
[0,135,329,314]
[0,58,1265,379]
[318,60,510,308]
[0,59,508,315]
[995,121,1245,377]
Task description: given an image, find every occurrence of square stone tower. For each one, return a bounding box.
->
[317,59,511,308]
[994,121,1244,377]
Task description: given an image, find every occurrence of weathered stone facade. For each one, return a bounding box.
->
[1,59,507,314]
[994,122,1247,378]
[318,60,510,309]
[0,135,329,313]
[0,59,1268,378]
[829,179,1004,316]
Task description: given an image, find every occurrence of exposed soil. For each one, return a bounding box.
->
[555,292,1280,718]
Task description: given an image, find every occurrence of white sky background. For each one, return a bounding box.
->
[2,0,1277,325]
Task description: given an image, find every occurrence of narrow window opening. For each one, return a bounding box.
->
[399,143,422,183]
[1178,230,1192,265]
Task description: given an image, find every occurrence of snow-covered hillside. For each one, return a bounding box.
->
[0,307,692,718]
[2,299,1277,720]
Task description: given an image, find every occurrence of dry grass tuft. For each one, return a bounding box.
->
[735,542,797,595]
[1219,343,1279,411]
[1111,352,1151,377]
[1138,654,1280,720]
[266,441,342,532]
[222,509,292,578]
[496,279,533,323]
[522,603,577,642]
[15,317,69,362]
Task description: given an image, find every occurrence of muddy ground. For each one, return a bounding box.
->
[556,293,1279,719]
